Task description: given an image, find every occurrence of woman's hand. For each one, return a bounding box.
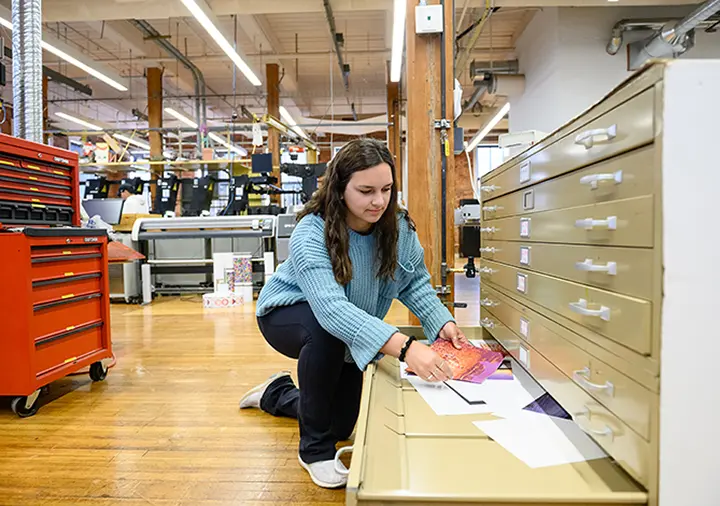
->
[405,341,454,383]
[438,322,469,350]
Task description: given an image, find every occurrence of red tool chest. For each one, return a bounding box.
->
[0,134,112,417]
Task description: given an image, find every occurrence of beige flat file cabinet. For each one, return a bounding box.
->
[477,61,720,506]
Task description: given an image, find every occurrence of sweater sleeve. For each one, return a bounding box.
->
[397,230,455,343]
[290,216,399,370]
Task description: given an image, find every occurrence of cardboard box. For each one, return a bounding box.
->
[115,213,160,233]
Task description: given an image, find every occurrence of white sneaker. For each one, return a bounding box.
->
[238,371,292,409]
[298,454,348,489]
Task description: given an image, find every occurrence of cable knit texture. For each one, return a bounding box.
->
[256,213,455,370]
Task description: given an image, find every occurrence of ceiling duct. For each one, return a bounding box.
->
[606,0,720,69]
[12,0,43,143]
[129,19,206,151]
[470,59,519,78]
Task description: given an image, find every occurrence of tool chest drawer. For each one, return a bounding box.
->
[481,88,655,200]
[31,253,103,281]
[482,146,656,221]
[32,293,103,339]
[481,195,654,248]
[34,321,105,377]
[31,272,103,305]
[480,259,653,355]
[0,165,72,188]
[481,240,656,301]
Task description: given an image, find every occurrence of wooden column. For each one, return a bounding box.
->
[406,0,456,323]
[387,79,402,191]
[42,76,49,144]
[266,63,281,196]
[147,68,164,203]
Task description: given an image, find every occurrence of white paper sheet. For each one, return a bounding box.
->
[445,378,536,411]
[473,410,608,468]
[407,376,496,416]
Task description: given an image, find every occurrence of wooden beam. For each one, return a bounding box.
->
[387,79,401,192]
[147,67,164,203]
[406,0,456,325]
[266,63,281,201]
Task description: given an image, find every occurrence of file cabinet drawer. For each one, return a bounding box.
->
[486,322,651,488]
[481,293,654,440]
[481,240,655,301]
[31,293,103,340]
[480,259,652,355]
[482,146,655,221]
[481,88,655,200]
[481,196,654,248]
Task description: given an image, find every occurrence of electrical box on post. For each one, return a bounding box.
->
[415,4,443,34]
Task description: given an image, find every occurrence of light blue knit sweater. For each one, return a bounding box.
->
[256,213,454,370]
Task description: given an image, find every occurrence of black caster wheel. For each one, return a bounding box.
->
[89,361,108,382]
[10,395,39,418]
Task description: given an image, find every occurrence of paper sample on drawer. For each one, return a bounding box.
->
[473,410,608,468]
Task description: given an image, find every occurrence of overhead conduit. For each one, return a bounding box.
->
[12,0,43,143]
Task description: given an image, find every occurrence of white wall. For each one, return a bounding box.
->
[510,6,720,134]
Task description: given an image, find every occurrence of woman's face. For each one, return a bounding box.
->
[343,162,393,232]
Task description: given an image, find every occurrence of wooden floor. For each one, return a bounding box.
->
[0,276,479,506]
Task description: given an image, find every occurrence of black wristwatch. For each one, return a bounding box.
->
[399,336,417,362]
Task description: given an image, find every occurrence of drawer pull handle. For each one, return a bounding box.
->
[479,247,498,254]
[480,185,500,193]
[574,124,617,149]
[334,446,352,476]
[579,170,623,189]
[480,227,498,234]
[575,259,617,276]
[480,298,499,307]
[573,367,615,396]
[61,293,75,299]
[569,298,611,321]
[478,267,497,275]
[575,216,617,231]
[480,317,496,329]
[574,408,615,440]
[482,205,503,212]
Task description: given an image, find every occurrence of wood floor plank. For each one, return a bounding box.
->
[0,274,478,505]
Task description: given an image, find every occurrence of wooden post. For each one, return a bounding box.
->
[266,63,281,199]
[42,75,49,144]
[147,67,164,203]
[406,0,456,325]
[387,79,401,191]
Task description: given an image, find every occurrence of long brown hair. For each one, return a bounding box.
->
[298,138,411,285]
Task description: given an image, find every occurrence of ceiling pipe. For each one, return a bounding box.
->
[12,0,43,143]
[607,1,720,56]
[129,19,206,152]
[455,6,497,80]
[322,0,357,121]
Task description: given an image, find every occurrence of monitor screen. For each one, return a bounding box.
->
[252,152,273,173]
[82,198,125,225]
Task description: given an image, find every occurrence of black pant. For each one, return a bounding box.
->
[257,302,363,464]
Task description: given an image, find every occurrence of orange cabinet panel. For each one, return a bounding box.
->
[34,322,105,377]
[31,254,103,281]
[32,293,103,339]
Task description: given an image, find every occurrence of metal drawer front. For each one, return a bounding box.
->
[481,195,654,248]
[31,294,103,340]
[482,146,655,221]
[31,254,103,281]
[480,259,652,355]
[482,318,650,487]
[34,322,104,377]
[32,273,103,305]
[481,296,654,441]
[481,88,655,200]
[481,240,655,301]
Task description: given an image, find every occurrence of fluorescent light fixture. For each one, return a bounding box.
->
[390,0,407,83]
[279,106,308,140]
[208,132,248,157]
[0,8,128,91]
[55,112,103,131]
[179,0,262,86]
[113,133,151,150]
[465,102,510,153]
[164,107,198,129]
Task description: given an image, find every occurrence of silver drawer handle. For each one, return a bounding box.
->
[480,227,498,234]
[575,216,617,231]
[334,446,352,476]
[574,124,617,149]
[575,259,617,276]
[480,298,499,307]
[569,298,611,321]
[479,247,498,254]
[480,185,500,193]
[579,170,623,189]
[574,409,615,440]
[482,205,503,212]
[573,367,615,396]
[480,317,496,329]
[478,267,497,275]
